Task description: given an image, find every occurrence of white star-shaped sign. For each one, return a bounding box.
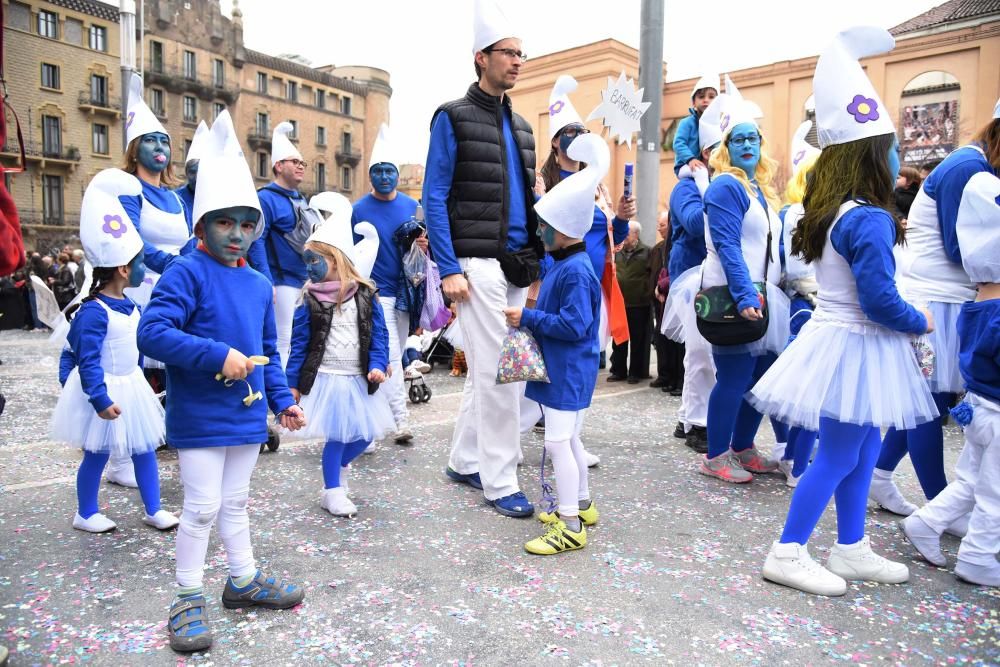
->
[586,71,651,149]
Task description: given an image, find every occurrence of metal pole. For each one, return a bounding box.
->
[636,0,664,247]
[119,0,136,153]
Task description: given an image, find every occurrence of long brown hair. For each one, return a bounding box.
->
[303,241,374,311]
[972,117,1000,171]
[123,136,180,188]
[792,133,902,263]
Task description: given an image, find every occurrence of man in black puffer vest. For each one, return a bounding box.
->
[423,1,541,519]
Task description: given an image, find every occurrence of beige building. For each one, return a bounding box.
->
[397,162,424,201]
[2,0,391,251]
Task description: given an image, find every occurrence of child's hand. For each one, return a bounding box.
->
[503,307,522,327]
[221,348,253,380]
[688,158,706,171]
[98,404,121,420]
[290,388,300,403]
[368,369,386,384]
[280,404,306,431]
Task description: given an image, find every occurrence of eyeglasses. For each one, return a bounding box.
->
[282,159,307,168]
[485,47,528,63]
[728,134,761,147]
[560,126,590,138]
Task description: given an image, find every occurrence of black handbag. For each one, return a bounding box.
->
[498,246,540,288]
[694,229,772,346]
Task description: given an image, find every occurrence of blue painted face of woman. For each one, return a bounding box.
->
[727,123,761,178]
[137,132,171,173]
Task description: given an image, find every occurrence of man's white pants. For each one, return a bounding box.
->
[447,258,527,500]
[379,295,410,427]
[912,393,999,567]
[274,285,301,369]
[678,330,715,431]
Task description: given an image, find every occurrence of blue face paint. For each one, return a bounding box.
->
[369,163,399,196]
[201,206,260,266]
[726,123,761,178]
[127,253,147,288]
[137,132,171,173]
[558,125,588,156]
[303,248,331,283]
[887,135,901,186]
[537,220,557,250]
[184,159,199,189]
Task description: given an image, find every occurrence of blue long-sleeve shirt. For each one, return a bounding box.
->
[668,177,708,279]
[957,299,1000,404]
[672,109,700,175]
[254,183,308,287]
[423,110,529,278]
[285,292,390,391]
[921,144,996,264]
[119,180,190,274]
[830,205,927,334]
[175,183,195,232]
[522,247,601,411]
[65,294,137,412]
[137,249,294,448]
[352,193,419,294]
[704,175,770,311]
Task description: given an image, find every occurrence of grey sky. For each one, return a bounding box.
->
[218,0,942,164]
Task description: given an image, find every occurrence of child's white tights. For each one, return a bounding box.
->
[544,408,589,517]
[175,444,260,588]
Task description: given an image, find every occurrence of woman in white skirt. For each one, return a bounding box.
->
[285,196,394,517]
[751,27,938,596]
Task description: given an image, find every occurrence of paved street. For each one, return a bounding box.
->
[0,328,996,665]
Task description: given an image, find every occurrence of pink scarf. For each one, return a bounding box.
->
[306,280,358,304]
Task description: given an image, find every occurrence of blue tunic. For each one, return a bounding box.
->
[957,299,1000,404]
[921,145,997,263]
[351,193,419,295]
[704,175,771,311]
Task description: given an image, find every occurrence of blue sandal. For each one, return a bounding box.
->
[168,594,212,652]
[222,570,305,610]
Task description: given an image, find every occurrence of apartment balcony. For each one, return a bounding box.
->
[77,91,121,118]
[0,140,81,171]
[16,208,81,228]
[246,132,271,151]
[335,149,361,167]
[144,66,239,105]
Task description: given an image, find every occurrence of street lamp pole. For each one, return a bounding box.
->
[119,0,136,153]
[636,0,665,247]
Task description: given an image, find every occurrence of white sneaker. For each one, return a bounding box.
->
[105,459,138,488]
[955,559,1000,587]
[403,367,422,381]
[143,510,180,530]
[901,515,946,567]
[322,487,357,517]
[827,536,909,583]
[869,477,917,516]
[777,459,800,488]
[763,541,847,596]
[393,422,414,445]
[340,465,350,495]
[414,360,432,374]
[583,450,600,468]
[944,513,970,539]
[73,512,117,533]
[362,441,378,456]
[771,441,787,461]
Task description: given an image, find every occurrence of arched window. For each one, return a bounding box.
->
[899,71,960,166]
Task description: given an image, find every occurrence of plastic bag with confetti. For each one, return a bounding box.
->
[496,327,549,385]
[911,335,935,380]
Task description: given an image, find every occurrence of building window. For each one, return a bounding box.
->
[92,123,109,155]
[42,175,64,224]
[288,120,298,139]
[316,162,326,191]
[40,63,60,89]
[341,96,351,116]
[316,126,326,146]
[183,96,197,122]
[213,59,224,88]
[151,41,164,74]
[341,130,352,153]
[213,102,225,120]
[183,139,192,159]
[315,89,325,109]
[183,51,196,80]
[287,81,297,103]
[38,10,57,38]
[255,112,269,136]
[89,25,107,51]
[341,166,352,191]
[90,74,108,105]
[257,152,269,179]
[256,72,267,94]
[149,88,165,117]
[42,115,62,156]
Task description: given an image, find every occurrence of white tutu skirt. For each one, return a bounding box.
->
[661,266,700,343]
[295,372,396,443]
[748,316,939,431]
[925,301,964,394]
[50,367,165,456]
[711,282,790,358]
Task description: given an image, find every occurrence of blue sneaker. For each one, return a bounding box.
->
[168,593,212,653]
[445,467,483,490]
[487,491,534,518]
[222,570,304,610]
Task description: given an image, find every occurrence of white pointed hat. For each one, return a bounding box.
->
[305,194,380,279]
[813,26,896,149]
[534,133,610,239]
[472,0,516,56]
[193,110,264,238]
[185,121,210,163]
[790,120,822,174]
[698,93,725,151]
[125,75,168,147]
[368,123,398,171]
[80,169,145,268]
[310,191,354,219]
[548,75,584,140]
[270,121,303,166]
[690,72,720,99]
[956,171,1000,283]
[718,74,763,137]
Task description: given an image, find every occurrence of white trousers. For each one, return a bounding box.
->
[447,258,527,500]
[544,408,589,516]
[274,285,301,370]
[678,331,715,430]
[379,295,410,426]
[175,444,260,588]
[913,393,999,567]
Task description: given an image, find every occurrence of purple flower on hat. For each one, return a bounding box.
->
[720,112,731,133]
[102,214,127,239]
[126,111,135,130]
[793,149,806,166]
[847,94,880,124]
[548,100,565,117]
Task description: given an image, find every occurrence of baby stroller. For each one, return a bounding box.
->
[405,366,432,403]
[422,321,456,372]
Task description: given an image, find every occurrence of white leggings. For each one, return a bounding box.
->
[274,285,301,369]
[544,408,589,517]
[175,445,260,588]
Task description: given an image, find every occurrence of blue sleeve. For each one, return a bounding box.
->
[423,112,461,278]
[611,216,629,246]
[673,115,698,173]
[670,180,705,237]
[260,288,294,414]
[247,238,273,283]
[538,254,554,281]
[285,303,310,390]
[58,346,76,386]
[925,157,993,264]
[118,194,179,275]
[178,237,198,257]
[831,207,927,335]
[368,298,389,373]
[704,178,759,311]
[137,264,231,374]
[66,303,113,412]
[520,276,595,342]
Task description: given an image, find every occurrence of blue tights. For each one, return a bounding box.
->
[782,427,818,478]
[780,418,881,545]
[707,352,776,458]
[77,450,161,518]
[322,440,369,489]
[875,391,954,499]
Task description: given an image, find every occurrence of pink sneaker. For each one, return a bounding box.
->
[699,451,753,483]
[733,447,778,474]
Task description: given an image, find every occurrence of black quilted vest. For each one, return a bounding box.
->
[433,83,543,259]
[297,284,375,396]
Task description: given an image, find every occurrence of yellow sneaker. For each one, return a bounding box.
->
[537,501,599,526]
[524,521,587,555]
